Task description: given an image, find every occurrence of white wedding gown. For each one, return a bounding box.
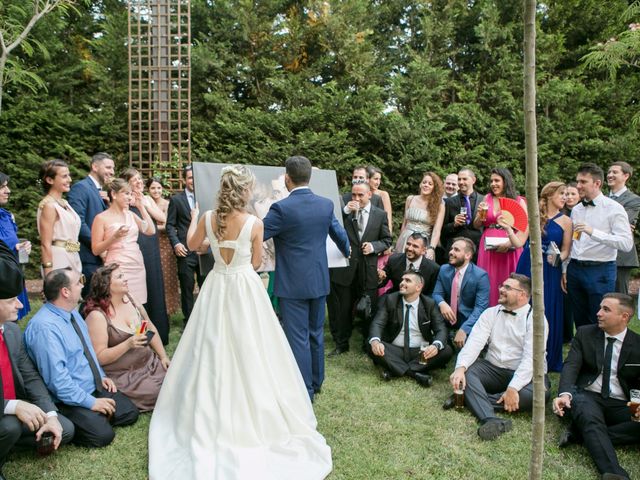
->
[148,213,332,480]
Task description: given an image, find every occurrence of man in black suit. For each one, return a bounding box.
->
[607,161,640,295]
[328,182,392,355]
[340,166,384,210]
[0,241,73,479]
[368,271,452,387]
[166,165,206,324]
[553,293,640,480]
[378,232,439,296]
[440,168,484,262]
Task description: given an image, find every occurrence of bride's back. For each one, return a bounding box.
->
[207,210,252,266]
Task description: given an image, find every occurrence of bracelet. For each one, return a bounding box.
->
[427,245,435,251]
[42,262,53,268]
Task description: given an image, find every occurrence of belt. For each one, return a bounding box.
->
[52,240,81,253]
[570,259,614,267]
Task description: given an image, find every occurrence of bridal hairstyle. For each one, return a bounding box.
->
[214,164,255,241]
[105,177,130,201]
[538,181,565,235]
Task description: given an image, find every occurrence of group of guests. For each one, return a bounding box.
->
[0,155,639,479]
[325,162,638,479]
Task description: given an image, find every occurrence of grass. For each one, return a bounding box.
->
[6,306,640,479]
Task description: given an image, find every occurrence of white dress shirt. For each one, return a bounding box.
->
[570,193,634,262]
[185,189,196,210]
[585,329,627,401]
[610,186,628,198]
[455,304,548,391]
[392,298,422,348]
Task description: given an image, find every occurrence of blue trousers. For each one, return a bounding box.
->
[278,297,326,401]
[567,260,616,328]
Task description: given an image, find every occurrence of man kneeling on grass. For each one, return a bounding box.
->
[447,273,550,440]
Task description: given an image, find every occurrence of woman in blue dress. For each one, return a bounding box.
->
[0,172,31,319]
[516,181,572,372]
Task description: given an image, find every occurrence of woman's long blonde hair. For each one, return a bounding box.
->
[539,181,565,235]
[214,165,255,240]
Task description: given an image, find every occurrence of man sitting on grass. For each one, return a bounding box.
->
[447,273,549,440]
[553,293,640,480]
[368,270,452,387]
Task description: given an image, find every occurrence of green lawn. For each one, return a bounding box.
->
[5,308,640,480]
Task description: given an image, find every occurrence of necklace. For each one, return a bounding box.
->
[45,195,69,209]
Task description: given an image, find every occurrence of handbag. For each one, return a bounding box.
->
[355,294,372,319]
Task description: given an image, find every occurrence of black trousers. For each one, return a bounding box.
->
[327,280,377,351]
[176,253,205,323]
[615,266,632,295]
[567,389,640,477]
[0,412,74,464]
[369,341,453,377]
[464,358,550,421]
[57,390,139,448]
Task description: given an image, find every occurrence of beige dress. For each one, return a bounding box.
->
[37,197,82,272]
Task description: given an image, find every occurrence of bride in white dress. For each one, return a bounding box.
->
[148,165,332,480]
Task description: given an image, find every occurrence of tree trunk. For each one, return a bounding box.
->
[524,0,544,478]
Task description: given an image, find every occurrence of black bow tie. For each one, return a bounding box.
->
[502,309,517,316]
[582,199,595,207]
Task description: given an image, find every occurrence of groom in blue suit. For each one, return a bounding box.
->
[263,156,350,401]
[67,153,115,295]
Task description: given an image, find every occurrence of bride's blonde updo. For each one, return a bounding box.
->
[214,164,255,240]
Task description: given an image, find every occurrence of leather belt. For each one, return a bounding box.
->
[52,240,81,253]
[570,259,614,267]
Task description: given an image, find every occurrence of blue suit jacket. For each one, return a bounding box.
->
[263,188,350,299]
[67,176,106,268]
[432,263,490,334]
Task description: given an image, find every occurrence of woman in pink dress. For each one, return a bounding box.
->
[474,168,529,306]
[37,159,82,277]
[91,178,155,305]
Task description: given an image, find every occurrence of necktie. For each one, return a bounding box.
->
[69,315,103,393]
[0,330,16,400]
[450,270,461,324]
[408,263,416,272]
[403,304,412,362]
[581,199,595,207]
[601,337,616,398]
[464,196,472,225]
[357,210,365,238]
[502,309,517,316]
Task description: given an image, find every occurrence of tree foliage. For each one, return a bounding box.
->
[0,0,638,274]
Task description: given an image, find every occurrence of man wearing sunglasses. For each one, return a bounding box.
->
[447,273,549,440]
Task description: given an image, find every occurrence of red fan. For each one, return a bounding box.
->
[498,197,528,232]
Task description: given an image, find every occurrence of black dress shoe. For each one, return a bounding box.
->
[558,428,573,448]
[327,347,349,357]
[477,418,512,440]
[379,368,392,382]
[414,372,433,387]
[314,386,322,394]
[442,394,456,410]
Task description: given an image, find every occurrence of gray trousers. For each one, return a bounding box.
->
[464,358,550,422]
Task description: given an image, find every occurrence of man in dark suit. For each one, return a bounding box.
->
[440,168,484,263]
[340,166,384,210]
[553,293,640,480]
[0,241,73,479]
[263,156,350,401]
[368,271,452,387]
[166,165,206,325]
[67,152,114,295]
[328,182,392,355]
[378,232,439,295]
[607,161,640,295]
[432,237,490,349]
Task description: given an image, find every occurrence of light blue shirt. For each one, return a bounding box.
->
[24,303,106,409]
